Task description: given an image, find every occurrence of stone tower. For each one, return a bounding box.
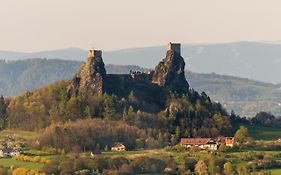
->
[166,42,181,55]
[152,42,189,93]
[68,49,106,96]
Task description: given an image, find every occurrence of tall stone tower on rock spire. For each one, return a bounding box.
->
[152,42,189,93]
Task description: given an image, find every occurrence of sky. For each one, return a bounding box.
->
[0,0,281,52]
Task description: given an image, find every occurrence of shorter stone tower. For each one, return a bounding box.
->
[167,42,181,55]
[88,49,102,58]
[68,49,106,96]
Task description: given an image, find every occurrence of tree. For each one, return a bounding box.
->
[234,126,249,143]
[104,145,109,151]
[175,126,181,141]
[195,160,209,175]
[236,165,250,175]
[218,143,229,153]
[184,157,197,172]
[0,166,7,175]
[0,95,6,129]
[208,156,216,175]
[65,96,85,121]
[103,94,117,119]
[223,162,235,175]
[157,132,164,148]
[207,156,226,175]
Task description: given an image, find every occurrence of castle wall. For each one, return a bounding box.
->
[105,73,152,96]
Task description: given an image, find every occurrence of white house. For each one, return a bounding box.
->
[181,138,218,150]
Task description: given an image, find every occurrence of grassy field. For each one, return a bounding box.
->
[0,129,37,140]
[0,128,281,172]
[0,158,43,169]
[0,148,280,173]
[248,125,281,140]
[270,168,281,175]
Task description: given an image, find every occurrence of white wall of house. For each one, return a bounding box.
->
[183,144,218,150]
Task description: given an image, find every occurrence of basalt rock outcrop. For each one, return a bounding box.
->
[67,50,106,96]
[152,43,189,93]
[68,43,190,101]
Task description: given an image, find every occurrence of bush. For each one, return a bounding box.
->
[12,168,47,175]
[13,154,50,164]
[164,143,187,152]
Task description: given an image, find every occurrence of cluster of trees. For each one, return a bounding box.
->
[31,119,152,151]
[251,111,281,127]
[193,155,273,175]
[4,78,236,143]
[12,168,47,175]
[236,151,281,172]
[38,152,274,175]
[0,152,275,175]
[0,166,46,175]
[41,155,174,175]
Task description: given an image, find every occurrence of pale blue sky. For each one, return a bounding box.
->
[0,0,281,51]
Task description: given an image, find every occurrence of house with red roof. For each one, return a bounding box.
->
[180,138,218,150]
[216,136,235,147]
[225,137,235,147]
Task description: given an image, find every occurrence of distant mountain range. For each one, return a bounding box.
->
[1,59,281,117]
[188,72,281,118]
[2,41,281,83]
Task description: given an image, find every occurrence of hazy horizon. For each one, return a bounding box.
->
[1,0,281,52]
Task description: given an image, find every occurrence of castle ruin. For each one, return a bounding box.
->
[68,42,189,104]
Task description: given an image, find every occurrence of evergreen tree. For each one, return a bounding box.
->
[0,95,6,129]
[175,126,181,141]
[157,132,164,148]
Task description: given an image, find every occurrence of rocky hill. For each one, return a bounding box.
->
[1,58,281,117]
[5,43,232,142]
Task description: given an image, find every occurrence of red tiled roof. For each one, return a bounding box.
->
[225,137,234,145]
[181,138,212,145]
[216,136,234,144]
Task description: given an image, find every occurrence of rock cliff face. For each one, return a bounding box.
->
[68,50,106,96]
[152,46,189,93]
[68,43,189,98]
